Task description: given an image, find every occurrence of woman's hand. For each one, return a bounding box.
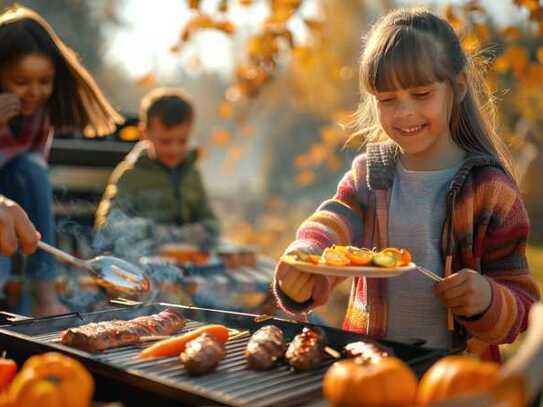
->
[275,260,330,304]
[0,93,20,126]
[432,268,492,318]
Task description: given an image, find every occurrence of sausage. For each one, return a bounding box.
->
[342,341,389,364]
[285,327,326,370]
[180,333,225,375]
[61,308,186,352]
[245,325,287,370]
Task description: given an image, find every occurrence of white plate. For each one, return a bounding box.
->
[281,258,417,278]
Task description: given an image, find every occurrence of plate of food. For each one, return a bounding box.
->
[280,246,417,278]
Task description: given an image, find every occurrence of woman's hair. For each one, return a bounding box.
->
[0,5,123,136]
[351,7,515,179]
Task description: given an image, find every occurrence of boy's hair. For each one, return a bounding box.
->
[0,5,123,136]
[350,7,516,180]
[139,87,194,128]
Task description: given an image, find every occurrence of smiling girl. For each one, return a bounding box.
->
[0,6,122,316]
[274,8,540,361]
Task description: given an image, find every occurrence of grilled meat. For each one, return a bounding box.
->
[343,341,389,364]
[285,327,326,370]
[61,308,186,352]
[180,333,225,375]
[245,325,287,370]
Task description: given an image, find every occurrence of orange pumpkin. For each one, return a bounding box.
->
[417,355,500,406]
[7,352,94,407]
[323,357,418,407]
[0,358,17,391]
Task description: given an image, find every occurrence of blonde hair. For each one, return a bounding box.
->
[350,7,516,180]
[0,5,123,136]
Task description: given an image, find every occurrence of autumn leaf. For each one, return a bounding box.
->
[240,125,255,137]
[188,0,200,10]
[507,46,530,76]
[119,125,140,141]
[501,26,522,41]
[212,129,232,145]
[218,101,234,119]
[181,14,236,43]
[493,55,510,73]
[295,170,316,187]
[135,72,157,87]
[308,144,327,166]
[293,154,310,169]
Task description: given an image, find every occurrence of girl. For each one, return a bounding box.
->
[274,8,540,361]
[0,6,123,316]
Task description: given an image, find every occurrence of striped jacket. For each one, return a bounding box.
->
[274,142,541,361]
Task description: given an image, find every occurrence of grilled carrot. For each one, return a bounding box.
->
[138,324,229,358]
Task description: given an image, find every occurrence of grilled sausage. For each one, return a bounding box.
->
[285,327,326,370]
[343,341,389,364]
[245,325,287,370]
[61,308,186,352]
[180,333,225,375]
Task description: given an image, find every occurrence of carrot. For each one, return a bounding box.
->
[138,324,229,358]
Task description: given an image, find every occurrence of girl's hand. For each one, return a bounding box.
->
[0,93,21,125]
[432,269,492,318]
[276,260,329,304]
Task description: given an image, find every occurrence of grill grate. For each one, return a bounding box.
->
[0,304,448,406]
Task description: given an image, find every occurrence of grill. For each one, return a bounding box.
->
[0,304,449,406]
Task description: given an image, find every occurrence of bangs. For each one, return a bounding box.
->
[362,27,450,93]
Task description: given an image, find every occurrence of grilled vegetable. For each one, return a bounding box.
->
[139,324,229,358]
[180,333,225,375]
[285,327,326,370]
[245,325,287,370]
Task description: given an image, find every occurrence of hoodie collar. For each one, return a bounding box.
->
[365,142,506,192]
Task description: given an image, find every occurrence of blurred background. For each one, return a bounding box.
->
[1,0,541,332]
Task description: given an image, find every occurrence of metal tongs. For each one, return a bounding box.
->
[38,241,151,296]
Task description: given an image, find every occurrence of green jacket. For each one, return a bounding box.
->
[96,143,220,246]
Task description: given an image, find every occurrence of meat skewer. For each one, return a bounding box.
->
[285,327,327,370]
[180,333,225,375]
[245,325,287,370]
[342,341,389,364]
[61,308,186,352]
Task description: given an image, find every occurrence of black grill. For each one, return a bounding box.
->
[0,304,449,406]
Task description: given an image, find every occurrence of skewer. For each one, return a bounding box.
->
[228,330,251,341]
[254,314,274,323]
[324,346,341,359]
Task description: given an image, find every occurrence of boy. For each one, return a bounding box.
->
[95,88,220,258]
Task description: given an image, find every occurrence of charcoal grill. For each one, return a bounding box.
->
[0,304,451,406]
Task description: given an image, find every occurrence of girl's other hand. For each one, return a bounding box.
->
[275,260,330,304]
[0,93,21,125]
[432,269,492,318]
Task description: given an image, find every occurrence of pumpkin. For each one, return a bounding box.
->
[7,352,94,407]
[417,355,500,406]
[0,358,17,391]
[323,356,418,407]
